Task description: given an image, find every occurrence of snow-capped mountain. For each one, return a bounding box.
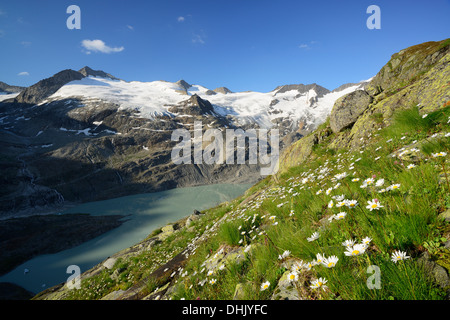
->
[0,67,371,216]
[43,71,369,135]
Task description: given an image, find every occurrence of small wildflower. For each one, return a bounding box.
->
[366,199,384,211]
[375,178,384,187]
[334,172,348,180]
[342,239,355,248]
[391,250,410,263]
[407,164,416,169]
[310,278,328,291]
[323,255,339,268]
[315,253,326,265]
[328,200,334,209]
[345,199,358,209]
[287,271,299,282]
[432,152,447,158]
[278,250,291,260]
[361,237,372,246]
[335,212,347,220]
[260,281,270,291]
[387,184,401,191]
[307,232,320,242]
[344,243,366,256]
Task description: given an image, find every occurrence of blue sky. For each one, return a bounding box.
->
[1,0,449,92]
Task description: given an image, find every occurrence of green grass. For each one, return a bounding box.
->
[64,104,450,300]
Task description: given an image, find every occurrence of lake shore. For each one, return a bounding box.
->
[0,213,128,278]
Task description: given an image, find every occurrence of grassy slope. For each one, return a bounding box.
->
[57,104,450,301]
[42,39,450,300]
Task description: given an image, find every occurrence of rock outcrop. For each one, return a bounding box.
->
[329,90,373,133]
[279,38,450,173]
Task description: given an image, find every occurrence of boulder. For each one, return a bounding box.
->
[232,283,246,300]
[102,257,117,270]
[100,290,126,300]
[329,90,373,133]
[438,209,450,223]
[271,271,302,300]
[417,252,450,290]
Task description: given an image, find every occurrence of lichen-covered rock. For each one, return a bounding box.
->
[232,283,246,300]
[329,90,373,133]
[102,257,117,270]
[418,252,450,292]
[439,209,450,223]
[100,289,126,300]
[278,126,332,172]
[271,271,302,300]
[157,224,176,241]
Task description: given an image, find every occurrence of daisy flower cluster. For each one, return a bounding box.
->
[161,119,448,301]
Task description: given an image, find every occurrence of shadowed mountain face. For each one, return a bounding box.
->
[0,66,367,218]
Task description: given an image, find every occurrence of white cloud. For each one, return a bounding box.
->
[127,25,134,30]
[177,16,185,22]
[299,41,318,50]
[18,71,29,76]
[21,41,31,47]
[81,39,124,54]
[192,33,206,44]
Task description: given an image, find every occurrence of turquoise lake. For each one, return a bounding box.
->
[0,183,252,295]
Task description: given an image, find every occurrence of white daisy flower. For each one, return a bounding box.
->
[335,212,347,220]
[432,152,447,158]
[336,200,347,208]
[334,172,348,180]
[310,277,328,291]
[307,232,320,242]
[315,253,326,265]
[387,184,401,191]
[286,271,299,282]
[366,199,384,211]
[345,199,358,209]
[344,243,366,256]
[342,239,355,248]
[375,178,385,187]
[278,250,291,260]
[323,255,339,268]
[391,250,410,263]
[328,200,334,209]
[407,164,416,169]
[291,260,305,272]
[260,281,270,291]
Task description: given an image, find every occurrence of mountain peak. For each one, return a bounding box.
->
[14,69,85,104]
[213,87,232,94]
[0,81,26,94]
[78,66,120,81]
[273,83,330,98]
[175,80,192,91]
